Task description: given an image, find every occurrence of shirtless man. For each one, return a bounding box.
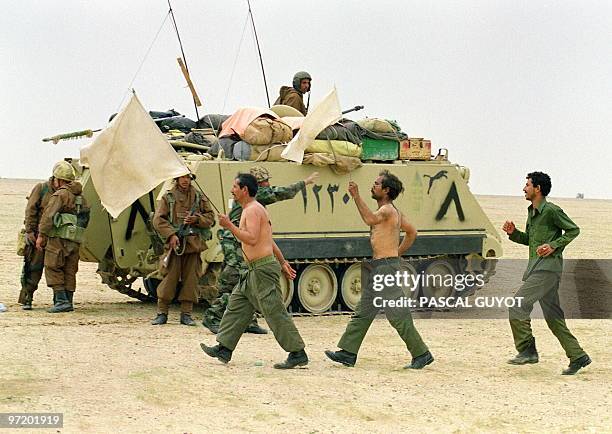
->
[200,173,308,369]
[325,170,434,369]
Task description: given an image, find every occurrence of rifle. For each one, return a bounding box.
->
[41,115,186,144]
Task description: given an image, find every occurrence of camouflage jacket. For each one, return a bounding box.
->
[24,178,56,234]
[218,181,304,266]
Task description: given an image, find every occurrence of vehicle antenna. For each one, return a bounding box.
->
[168,0,201,120]
[247,0,271,108]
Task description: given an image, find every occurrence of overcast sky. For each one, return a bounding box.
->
[2,0,611,198]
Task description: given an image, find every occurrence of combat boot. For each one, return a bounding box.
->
[274,350,309,369]
[47,290,72,313]
[507,340,539,365]
[19,289,33,310]
[180,313,197,326]
[151,313,168,325]
[324,349,357,367]
[200,343,232,364]
[66,291,75,311]
[404,351,435,369]
[202,317,220,334]
[562,354,591,375]
[245,319,268,334]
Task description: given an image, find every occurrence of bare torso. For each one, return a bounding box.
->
[240,201,274,262]
[370,203,400,259]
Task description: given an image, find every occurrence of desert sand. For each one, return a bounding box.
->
[0,178,610,433]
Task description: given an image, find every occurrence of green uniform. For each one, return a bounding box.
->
[337,257,429,357]
[216,255,305,352]
[202,182,304,328]
[18,179,55,305]
[508,199,587,361]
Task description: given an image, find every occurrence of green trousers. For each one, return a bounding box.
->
[509,270,586,361]
[338,258,429,358]
[202,263,259,328]
[216,256,305,352]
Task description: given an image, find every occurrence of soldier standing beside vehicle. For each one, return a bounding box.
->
[503,171,590,375]
[202,166,319,334]
[18,167,57,310]
[36,161,89,313]
[325,170,434,369]
[200,173,308,369]
[274,71,311,116]
[151,173,215,326]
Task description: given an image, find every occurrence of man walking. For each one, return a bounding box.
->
[202,166,318,334]
[503,171,590,375]
[200,173,308,369]
[325,170,433,369]
[151,173,215,326]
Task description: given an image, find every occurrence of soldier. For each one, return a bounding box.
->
[325,171,434,369]
[202,166,319,334]
[503,171,591,375]
[200,173,308,369]
[18,166,58,309]
[151,173,215,326]
[36,161,89,313]
[274,71,311,116]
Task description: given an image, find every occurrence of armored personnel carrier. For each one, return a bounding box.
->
[72,145,502,313]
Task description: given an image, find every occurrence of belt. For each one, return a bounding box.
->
[246,255,277,270]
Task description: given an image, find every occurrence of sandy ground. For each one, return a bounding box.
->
[0,178,610,433]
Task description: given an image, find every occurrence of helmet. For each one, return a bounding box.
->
[52,161,76,181]
[249,166,271,183]
[292,71,312,92]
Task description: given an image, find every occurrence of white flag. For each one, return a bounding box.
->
[80,94,189,218]
[281,87,342,163]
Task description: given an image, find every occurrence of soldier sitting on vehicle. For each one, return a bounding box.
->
[274,71,311,116]
[202,166,319,334]
[151,173,215,326]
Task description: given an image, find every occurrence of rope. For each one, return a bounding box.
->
[222,12,250,113]
[116,11,170,113]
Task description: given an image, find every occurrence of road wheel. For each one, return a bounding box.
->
[297,264,338,313]
[421,259,457,299]
[340,263,362,311]
[279,273,295,308]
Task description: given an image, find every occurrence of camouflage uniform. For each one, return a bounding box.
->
[153,184,215,317]
[202,181,305,329]
[18,179,56,307]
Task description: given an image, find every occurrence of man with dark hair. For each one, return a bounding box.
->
[200,173,308,369]
[202,167,318,334]
[325,172,433,369]
[503,171,590,375]
[378,170,403,200]
[274,71,311,116]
